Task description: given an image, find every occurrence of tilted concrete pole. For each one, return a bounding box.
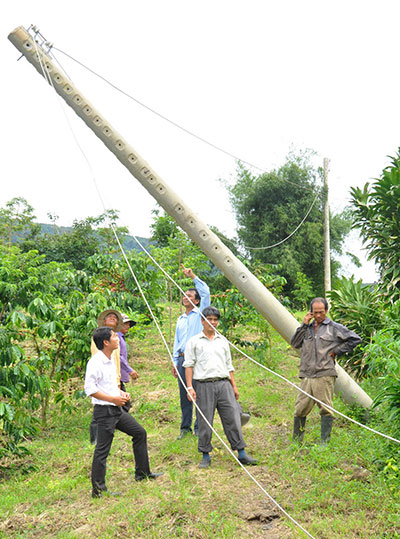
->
[8,26,372,407]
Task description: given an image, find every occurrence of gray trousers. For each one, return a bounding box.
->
[196,379,246,453]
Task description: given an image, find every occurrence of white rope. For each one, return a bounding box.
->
[52,46,316,193]
[31,42,315,538]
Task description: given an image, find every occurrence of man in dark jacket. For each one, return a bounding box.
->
[291,297,361,444]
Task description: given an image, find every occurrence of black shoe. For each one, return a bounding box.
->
[135,472,164,482]
[177,430,191,440]
[198,458,211,469]
[92,490,121,498]
[238,454,258,466]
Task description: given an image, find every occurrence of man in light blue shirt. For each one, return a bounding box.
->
[172,265,210,439]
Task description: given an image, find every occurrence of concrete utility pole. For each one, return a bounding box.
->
[323,158,331,294]
[8,25,372,408]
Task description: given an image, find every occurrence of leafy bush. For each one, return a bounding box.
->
[291,271,314,310]
[373,379,400,436]
[351,148,400,304]
[0,327,47,458]
[328,276,384,378]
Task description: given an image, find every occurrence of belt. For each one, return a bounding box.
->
[178,353,184,357]
[94,404,118,408]
[196,377,229,383]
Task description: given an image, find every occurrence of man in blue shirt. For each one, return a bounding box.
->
[172,265,210,439]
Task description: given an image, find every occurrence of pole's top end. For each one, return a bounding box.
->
[8,25,54,55]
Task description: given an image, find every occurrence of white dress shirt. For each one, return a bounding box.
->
[183,332,234,380]
[84,350,120,405]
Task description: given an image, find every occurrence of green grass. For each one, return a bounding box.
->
[0,320,399,538]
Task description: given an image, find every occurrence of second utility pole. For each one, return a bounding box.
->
[323,157,331,294]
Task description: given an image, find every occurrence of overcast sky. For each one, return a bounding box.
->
[3,1,399,282]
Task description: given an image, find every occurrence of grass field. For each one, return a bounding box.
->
[1,315,399,538]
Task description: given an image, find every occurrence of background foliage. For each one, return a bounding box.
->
[351,148,400,303]
[226,153,353,296]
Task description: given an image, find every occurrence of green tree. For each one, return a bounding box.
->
[150,208,179,247]
[0,197,38,246]
[291,271,314,310]
[226,154,352,296]
[350,148,400,302]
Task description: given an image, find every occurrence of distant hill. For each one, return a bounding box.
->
[37,223,152,253]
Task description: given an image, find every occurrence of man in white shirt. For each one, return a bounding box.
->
[183,306,257,469]
[89,309,123,445]
[84,326,162,498]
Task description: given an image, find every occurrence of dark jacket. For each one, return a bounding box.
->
[291,317,361,379]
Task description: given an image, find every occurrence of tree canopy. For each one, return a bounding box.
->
[350,148,400,303]
[227,154,352,295]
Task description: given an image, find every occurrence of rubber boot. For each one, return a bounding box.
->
[320,415,334,444]
[292,416,306,442]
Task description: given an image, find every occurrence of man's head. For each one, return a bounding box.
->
[310,297,329,324]
[120,314,136,335]
[182,288,200,310]
[97,309,123,331]
[201,306,221,332]
[93,326,119,351]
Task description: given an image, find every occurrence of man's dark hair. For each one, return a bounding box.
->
[310,297,329,311]
[186,287,200,303]
[202,306,221,319]
[93,326,113,350]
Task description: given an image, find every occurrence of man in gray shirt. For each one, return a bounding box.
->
[183,306,257,469]
[291,297,361,444]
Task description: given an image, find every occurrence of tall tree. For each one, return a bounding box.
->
[226,153,352,295]
[350,148,400,302]
[0,197,38,246]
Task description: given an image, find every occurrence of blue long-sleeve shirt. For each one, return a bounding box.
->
[172,276,210,366]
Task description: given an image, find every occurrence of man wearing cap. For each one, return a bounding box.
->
[118,314,139,389]
[91,309,123,386]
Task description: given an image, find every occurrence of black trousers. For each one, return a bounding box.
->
[177,355,198,432]
[91,405,150,494]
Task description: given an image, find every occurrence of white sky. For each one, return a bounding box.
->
[3,1,398,282]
